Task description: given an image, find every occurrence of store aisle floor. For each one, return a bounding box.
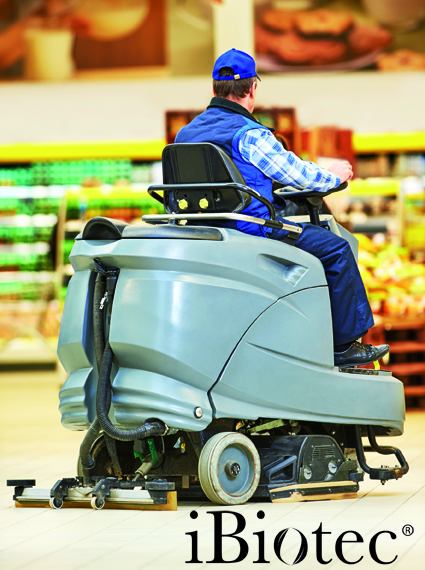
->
[0,370,424,570]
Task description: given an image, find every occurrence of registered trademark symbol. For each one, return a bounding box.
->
[402,525,414,536]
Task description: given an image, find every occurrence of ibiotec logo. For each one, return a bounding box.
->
[185,510,414,565]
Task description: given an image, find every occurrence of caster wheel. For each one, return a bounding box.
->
[198,432,261,505]
[91,496,105,510]
[49,497,63,509]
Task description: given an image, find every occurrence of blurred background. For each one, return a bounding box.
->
[0,0,425,410]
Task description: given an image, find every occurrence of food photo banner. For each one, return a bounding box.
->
[0,0,166,80]
[254,0,425,72]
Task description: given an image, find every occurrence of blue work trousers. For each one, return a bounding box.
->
[269,220,374,347]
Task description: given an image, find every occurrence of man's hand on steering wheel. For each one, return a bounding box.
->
[327,160,353,183]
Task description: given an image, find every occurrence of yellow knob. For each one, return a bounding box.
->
[179,199,188,210]
[199,198,209,209]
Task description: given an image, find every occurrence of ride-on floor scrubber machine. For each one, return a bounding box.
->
[9,143,409,509]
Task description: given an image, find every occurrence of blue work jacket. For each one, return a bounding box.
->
[175,97,276,237]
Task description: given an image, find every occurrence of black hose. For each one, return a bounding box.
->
[92,273,123,477]
[92,273,111,413]
[93,274,122,473]
[93,274,106,371]
[79,274,110,484]
[96,340,167,441]
[91,259,167,442]
[79,418,101,485]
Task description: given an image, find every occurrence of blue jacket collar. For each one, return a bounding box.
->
[207,97,274,132]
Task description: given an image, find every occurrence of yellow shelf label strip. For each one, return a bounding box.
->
[353,132,425,153]
[0,139,166,162]
[65,187,154,200]
[349,178,401,196]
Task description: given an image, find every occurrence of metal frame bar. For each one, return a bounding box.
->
[353,425,409,481]
[148,182,277,220]
[142,213,302,234]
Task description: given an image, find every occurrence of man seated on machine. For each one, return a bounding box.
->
[175,48,389,369]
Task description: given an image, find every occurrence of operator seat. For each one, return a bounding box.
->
[147,143,345,231]
[149,143,259,217]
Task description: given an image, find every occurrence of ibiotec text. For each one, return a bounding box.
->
[185,510,401,565]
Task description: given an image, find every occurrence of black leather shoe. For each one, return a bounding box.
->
[334,341,389,367]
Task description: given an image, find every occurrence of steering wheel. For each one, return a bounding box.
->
[273,181,348,226]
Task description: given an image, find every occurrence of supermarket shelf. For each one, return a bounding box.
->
[389,341,425,354]
[65,185,152,199]
[353,132,425,154]
[349,178,400,196]
[0,214,57,225]
[383,317,425,331]
[365,316,425,409]
[386,362,425,376]
[0,338,58,369]
[351,215,391,235]
[404,385,425,397]
[0,139,166,163]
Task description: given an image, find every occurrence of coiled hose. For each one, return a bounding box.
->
[80,264,167,485]
[80,274,128,482]
[93,262,167,441]
[79,274,107,484]
[93,273,106,370]
[90,274,122,477]
[96,340,167,441]
[88,261,167,449]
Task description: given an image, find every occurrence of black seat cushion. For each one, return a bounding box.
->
[81,217,127,240]
[78,217,223,241]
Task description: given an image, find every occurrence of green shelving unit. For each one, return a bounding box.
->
[0,144,165,364]
[0,159,164,294]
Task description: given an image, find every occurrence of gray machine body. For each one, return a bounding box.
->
[58,221,405,436]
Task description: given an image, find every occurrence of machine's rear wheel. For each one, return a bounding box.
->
[198,432,261,505]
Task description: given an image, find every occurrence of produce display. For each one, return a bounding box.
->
[63,187,163,264]
[0,159,153,187]
[0,159,164,347]
[65,187,160,222]
[356,153,425,179]
[0,271,62,341]
[0,299,62,341]
[0,159,164,273]
[0,187,63,272]
[357,234,425,317]
[1,152,424,351]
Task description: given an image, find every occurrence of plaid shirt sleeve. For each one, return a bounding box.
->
[239,128,341,191]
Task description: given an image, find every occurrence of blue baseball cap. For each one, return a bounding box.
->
[212,48,261,81]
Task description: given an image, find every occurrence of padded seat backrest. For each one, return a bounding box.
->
[163,143,246,185]
[149,143,252,215]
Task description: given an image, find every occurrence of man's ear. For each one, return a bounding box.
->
[249,82,256,98]
[212,86,217,96]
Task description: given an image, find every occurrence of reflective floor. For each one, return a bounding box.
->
[0,370,424,570]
